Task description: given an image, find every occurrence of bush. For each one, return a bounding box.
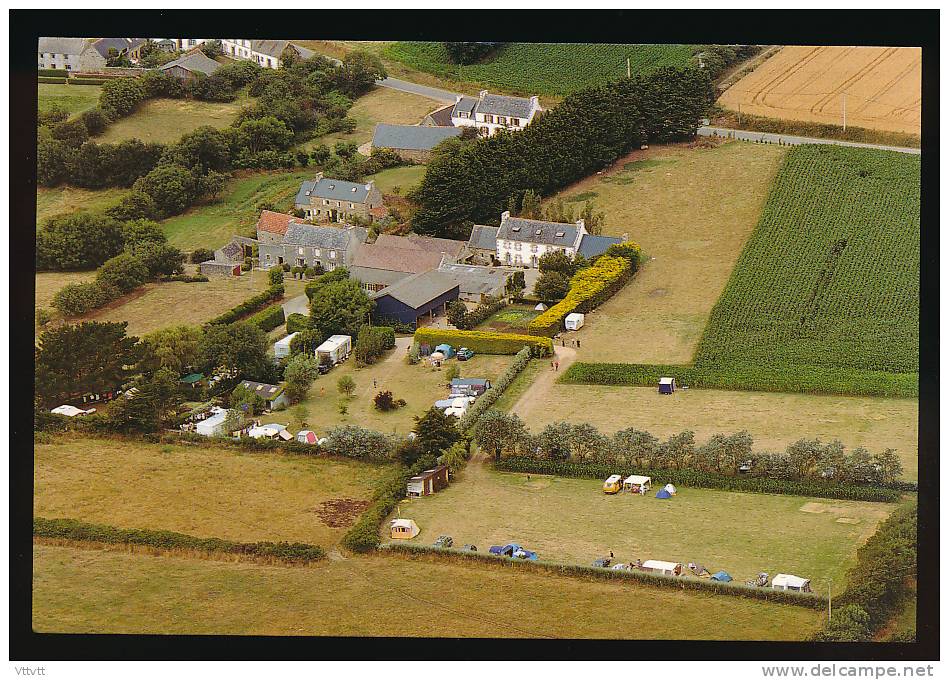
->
[286,313,310,334]
[80,108,109,135]
[248,303,286,332]
[452,296,507,331]
[190,248,214,264]
[51,281,114,316]
[414,327,553,357]
[162,274,209,283]
[34,516,325,563]
[206,284,284,325]
[96,252,149,294]
[355,326,396,365]
[457,346,532,431]
[374,390,401,411]
[268,266,285,286]
[38,76,67,84]
[70,78,106,86]
[38,68,68,78]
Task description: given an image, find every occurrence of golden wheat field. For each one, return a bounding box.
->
[719,45,921,134]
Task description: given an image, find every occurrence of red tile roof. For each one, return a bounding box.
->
[257,210,296,236]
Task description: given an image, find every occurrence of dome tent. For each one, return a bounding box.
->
[655,489,672,499]
[710,570,732,582]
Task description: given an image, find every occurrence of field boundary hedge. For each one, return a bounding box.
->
[34,516,326,563]
[248,302,286,332]
[712,110,920,149]
[38,76,67,85]
[206,283,285,326]
[414,327,553,357]
[382,543,824,609]
[38,68,68,78]
[494,457,905,503]
[457,346,532,432]
[560,361,919,399]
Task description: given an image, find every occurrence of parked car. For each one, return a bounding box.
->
[456,347,475,361]
[592,557,612,568]
[433,535,453,549]
[461,544,477,552]
[318,364,332,375]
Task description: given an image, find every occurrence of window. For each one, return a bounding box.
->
[483,114,494,124]
[323,199,329,205]
[298,247,304,255]
[510,118,520,126]
[497,116,507,125]
[459,111,468,118]
[314,249,321,257]
[330,251,337,259]
[349,203,354,209]
[65,64,71,70]
[530,244,538,253]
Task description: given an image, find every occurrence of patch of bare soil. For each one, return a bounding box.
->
[314,498,371,528]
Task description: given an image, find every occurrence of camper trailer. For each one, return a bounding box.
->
[406,465,450,497]
[565,312,585,331]
[771,574,812,593]
[390,518,420,540]
[602,474,623,494]
[658,377,676,394]
[273,332,298,360]
[316,334,352,366]
[640,560,683,576]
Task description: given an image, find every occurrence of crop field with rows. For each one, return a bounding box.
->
[564,144,920,397]
[382,42,693,96]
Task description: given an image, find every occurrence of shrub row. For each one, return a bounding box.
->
[414,327,553,357]
[38,76,67,85]
[248,303,286,332]
[355,325,396,365]
[34,516,326,563]
[162,274,209,283]
[559,362,919,399]
[494,457,904,503]
[71,78,106,86]
[457,346,532,432]
[382,543,823,609]
[206,284,284,326]
[38,68,68,78]
[454,297,507,331]
[528,244,642,336]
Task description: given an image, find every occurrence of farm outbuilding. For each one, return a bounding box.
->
[235,380,288,411]
[659,377,676,394]
[407,465,450,497]
[640,560,682,576]
[368,270,460,325]
[623,475,651,493]
[390,518,420,539]
[772,574,812,592]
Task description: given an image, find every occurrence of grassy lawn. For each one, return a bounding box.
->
[78,269,276,337]
[548,141,787,366]
[299,85,442,152]
[366,164,427,195]
[34,437,386,545]
[476,304,542,333]
[95,93,251,145]
[32,544,823,638]
[284,340,513,436]
[38,82,102,117]
[397,466,895,593]
[36,186,130,226]
[514,384,919,481]
[161,170,313,251]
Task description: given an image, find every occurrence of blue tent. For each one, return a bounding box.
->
[711,570,732,582]
[435,344,454,358]
[655,489,672,499]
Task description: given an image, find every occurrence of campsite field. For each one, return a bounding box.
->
[95,94,251,145]
[284,338,514,436]
[513,384,919,481]
[38,82,102,117]
[36,186,130,226]
[32,544,824,638]
[545,141,787,366]
[397,466,896,592]
[34,437,386,545]
[160,170,313,250]
[718,46,921,135]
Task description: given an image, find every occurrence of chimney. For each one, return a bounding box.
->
[455,95,462,103]
[479,90,488,100]
[313,171,323,182]
[622,232,629,242]
[530,95,539,110]
[501,210,511,222]
[576,218,586,234]
[365,180,374,191]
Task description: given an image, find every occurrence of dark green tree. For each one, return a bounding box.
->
[412,407,460,458]
[309,278,372,338]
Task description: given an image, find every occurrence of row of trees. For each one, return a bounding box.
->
[411,66,713,238]
[472,410,904,485]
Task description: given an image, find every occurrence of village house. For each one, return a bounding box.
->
[258,222,367,271]
[450,90,543,136]
[370,123,462,163]
[235,380,289,411]
[158,49,222,81]
[490,211,623,268]
[349,234,466,293]
[294,173,383,223]
[467,225,501,265]
[255,210,297,244]
[92,37,148,63]
[171,39,313,69]
[38,37,106,71]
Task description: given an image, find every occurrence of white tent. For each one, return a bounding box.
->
[664,483,677,495]
[623,475,652,491]
[641,560,682,576]
[51,404,92,418]
[444,406,467,418]
[296,430,317,445]
[534,302,547,311]
[274,332,298,360]
[247,423,288,439]
[771,574,812,592]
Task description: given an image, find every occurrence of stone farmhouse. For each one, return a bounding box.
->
[258,222,367,272]
[91,37,148,62]
[487,211,623,268]
[450,90,542,136]
[158,49,221,81]
[38,37,106,71]
[370,124,462,163]
[294,173,383,224]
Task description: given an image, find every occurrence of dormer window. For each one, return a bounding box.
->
[328,184,335,190]
[535,229,542,236]
[305,191,311,196]
[351,187,357,192]
[556,231,565,237]
[511,226,520,232]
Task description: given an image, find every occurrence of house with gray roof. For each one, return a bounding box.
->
[92,37,148,62]
[294,172,383,224]
[451,90,542,136]
[369,271,460,326]
[38,37,106,72]
[219,39,314,69]
[467,225,500,264]
[159,49,222,81]
[437,262,518,302]
[258,222,367,272]
[492,210,627,267]
[371,123,462,162]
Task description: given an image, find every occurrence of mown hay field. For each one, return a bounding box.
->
[95,94,251,145]
[34,437,387,545]
[718,46,921,135]
[32,544,824,638]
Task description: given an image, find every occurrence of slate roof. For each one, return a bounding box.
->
[251,40,314,60]
[467,224,499,251]
[283,223,356,250]
[296,177,372,204]
[351,244,445,274]
[349,267,413,288]
[159,49,222,76]
[369,270,460,309]
[238,380,285,400]
[451,97,478,118]
[497,216,578,247]
[38,37,89,55]
[92,37,146,58]
[437,262,512,297]
[374,234,465,258]
[476,93,535,118]
[215,240,244,263]
[256,210,297,236]
[426,104,455,127]
[577,234,624,259]
[372,124,462,152]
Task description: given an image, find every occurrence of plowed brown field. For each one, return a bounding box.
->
[719,46,921,134]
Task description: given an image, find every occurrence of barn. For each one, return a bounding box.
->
[371,123,463,162]
[369,270,460,325]
[406,465,450,497]
[158,49,222,81]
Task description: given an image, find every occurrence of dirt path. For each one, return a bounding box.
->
[509,344,577,421]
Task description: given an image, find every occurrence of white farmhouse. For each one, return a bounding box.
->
[172,39,313,69]
[490,211,623,268]
[450,90,542,136]
[38,37,107,72]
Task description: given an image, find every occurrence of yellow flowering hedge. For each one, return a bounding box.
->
[528,249,639,336]
[414,327,554,357]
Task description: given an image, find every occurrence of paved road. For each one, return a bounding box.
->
[698,126,920,155]
[375,77,460,104]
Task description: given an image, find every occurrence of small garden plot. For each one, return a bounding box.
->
[477,305,543,333]
[398,468,896,593]
[34,437,386,546]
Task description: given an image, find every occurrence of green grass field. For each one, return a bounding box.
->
[35,437,386,545]
[383,43,694,96]
[38,82,102,117]
[36,186,130,226]
[564,144,920,398]
[95,93,251,145]
[397,467,894,593]
[160,171,313,250]
[32,544,823,638]
[366,164,427,195]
